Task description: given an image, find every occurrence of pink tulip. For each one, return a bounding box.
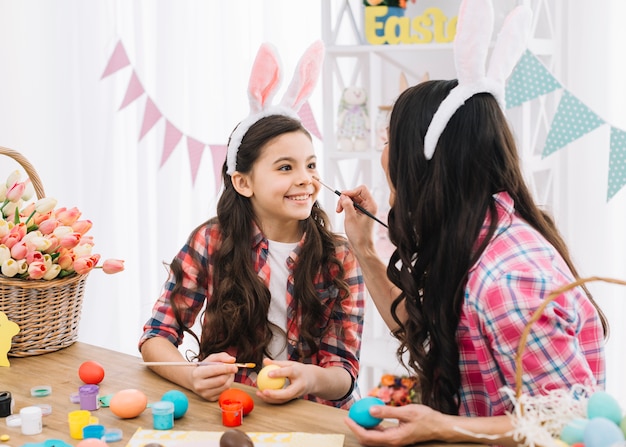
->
[33,210,53,226]
[43,235,60,254]
[10,223,27,240]
[27,261,47,279]
[72,220,92,235]
[10,241,28,260]
[102,259,124,274]
[0,233,21,249]
[57,251,75,270]
[59,232,82,250]
[38,218,59,235]
[6,181,26,202]
[56,207,81,226]
[73,254,100,275]
[26,251,44,264]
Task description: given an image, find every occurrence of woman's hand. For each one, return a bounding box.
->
[344,403,442,446]
[336,185,378,256]
[188,352,239,401]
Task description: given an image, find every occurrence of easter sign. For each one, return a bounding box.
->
[364,6,457,45]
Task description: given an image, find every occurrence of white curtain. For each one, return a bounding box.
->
[0,0,323,356]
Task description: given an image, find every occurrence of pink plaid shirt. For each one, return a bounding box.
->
[457,192,605,416]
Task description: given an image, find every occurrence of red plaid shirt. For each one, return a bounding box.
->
[140,222,365,409]
[458,192,605,416]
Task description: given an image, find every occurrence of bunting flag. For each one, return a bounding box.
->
[504,50,626,200]
[186,137,205,186]
[506,50,562,109]
[101,39,323,189]
[608,127,626,201]
[542,90,605,158]
[209,145,227,193]
[160,121,183,168]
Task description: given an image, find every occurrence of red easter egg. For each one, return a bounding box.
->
[219,388,254,416]
[78,360,105,384]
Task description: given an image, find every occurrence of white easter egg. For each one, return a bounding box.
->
[583,417,624,447]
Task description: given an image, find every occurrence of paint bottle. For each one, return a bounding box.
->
[151,401,174,430]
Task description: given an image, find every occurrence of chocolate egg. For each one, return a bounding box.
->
[220,429,254,447]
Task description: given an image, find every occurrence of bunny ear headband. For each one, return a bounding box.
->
[226,40,325,175]
[422,0,532,160]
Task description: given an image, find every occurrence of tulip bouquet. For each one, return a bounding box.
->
[0,169,124,280]
[368,374,419,406]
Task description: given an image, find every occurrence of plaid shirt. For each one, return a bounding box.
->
[140,222,365,409]
[458,192,605,416]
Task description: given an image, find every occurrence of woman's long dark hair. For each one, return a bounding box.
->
[167,115,352,370]
[385,80,609,415]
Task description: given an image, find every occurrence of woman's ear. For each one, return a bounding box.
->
[230,172,253,197]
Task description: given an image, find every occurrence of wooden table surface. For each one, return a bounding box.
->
[1,342,369,446]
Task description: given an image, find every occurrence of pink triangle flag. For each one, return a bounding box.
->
[101,41,131,79]
[187,137,206,186]
[119,71,145,110]
[139,98,163,141]
[160,121,183,168]
[209,145,227,193]
[298,101,323,141]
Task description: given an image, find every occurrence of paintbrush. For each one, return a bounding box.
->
[313,176,389,228]
[140,361,256,368]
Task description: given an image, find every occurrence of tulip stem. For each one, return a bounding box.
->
[23,210,36,227]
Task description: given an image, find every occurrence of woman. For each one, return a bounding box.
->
[334,79,608,445]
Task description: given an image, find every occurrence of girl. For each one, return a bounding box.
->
[140,114,364,409]
[140,41,365,410]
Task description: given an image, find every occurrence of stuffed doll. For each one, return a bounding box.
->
[336,86,370,151]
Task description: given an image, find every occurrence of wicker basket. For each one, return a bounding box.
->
[0,146,88,357]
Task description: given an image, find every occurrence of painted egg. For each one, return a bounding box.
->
[587,391,623,424]
[257,365,286,391]
[161,390,189,419]
[76,439,108,447]
[583,417,625,447]
[560,418,588,445]
[78,360,105,385]
[219,388,254,416]
[109,389,148,419]
[348,396,385,428]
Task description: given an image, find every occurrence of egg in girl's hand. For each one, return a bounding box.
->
[109,389,148,419]
[257,364,285,391]
[348,396,385,428]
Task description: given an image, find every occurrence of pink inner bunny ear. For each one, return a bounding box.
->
[280,40,325,112]
[248,43,282,114]
[454,0,494,84]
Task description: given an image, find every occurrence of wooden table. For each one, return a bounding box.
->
[1,343,484,447]
[1,342,368,446]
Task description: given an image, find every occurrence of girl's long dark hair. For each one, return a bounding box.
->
[385,80,609,414]
[167,115,352,369]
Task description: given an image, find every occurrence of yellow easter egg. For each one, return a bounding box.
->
[257,364,285,391]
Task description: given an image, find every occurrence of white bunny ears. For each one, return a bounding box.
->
[422,0,532,160]
[226,41,325,175]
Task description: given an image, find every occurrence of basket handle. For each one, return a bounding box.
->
[0,146,46,199]
[514,275,626,401]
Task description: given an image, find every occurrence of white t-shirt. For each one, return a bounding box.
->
[266,239,298,360]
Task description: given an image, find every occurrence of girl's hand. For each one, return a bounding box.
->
[344,403,441,446]
[255,360,313,405]
[189,352,239,401]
